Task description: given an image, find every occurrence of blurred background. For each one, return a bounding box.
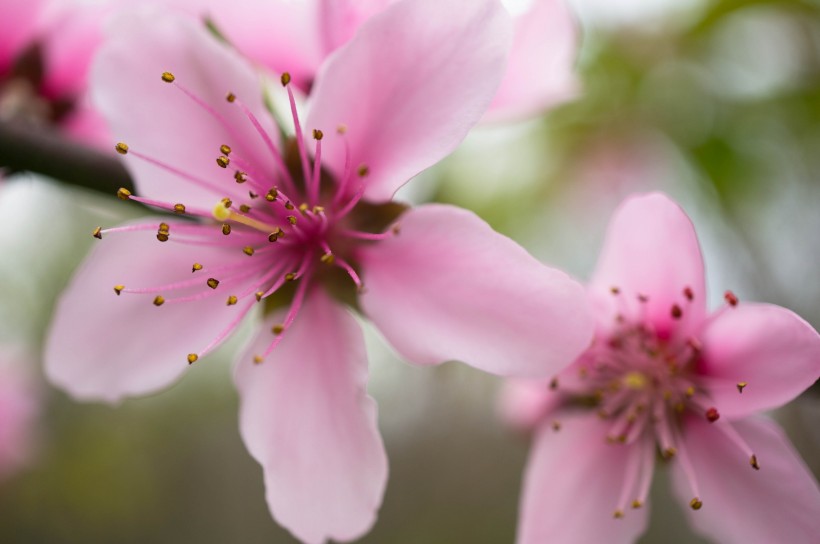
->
[1,0,818,542]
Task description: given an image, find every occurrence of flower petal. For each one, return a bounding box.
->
[670,416,820,544]
[45,221,252,403]
[360,204,593,377]
[0,0,43,72]
[590,192,706,339]
[92,9,280,209]
[517,412,649,544]
[486,0,579,122]
[306,0,513,201]
[698,303,820,419]
[203,0,325,91]
[235,289,387,544]
[316,0,392,55]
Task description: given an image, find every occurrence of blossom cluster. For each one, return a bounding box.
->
[0,0,817,543]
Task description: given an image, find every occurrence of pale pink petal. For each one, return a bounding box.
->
[306,0,513,201]
[45,221,254,403]
[317,0,392,54]
[360,204,593,377]
[486,0,579,122]
[201,0,324,91]
[235,289,387,544]
[517,411,649,544]
[0,0,44,72]
[670,416,820,544]
[498,379,559,431]
[698,303,820,419]
[92,8,280,208]
[589,192,706,339]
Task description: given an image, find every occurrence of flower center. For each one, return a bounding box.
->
[95,70,405,365]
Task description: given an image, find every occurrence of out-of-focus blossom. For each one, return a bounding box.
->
[0,346,40,482]
[209,0,580,121]
[503,193,820,544]
[45,2,593,542]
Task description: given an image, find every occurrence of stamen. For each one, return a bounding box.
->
[633,440,656,508]
[705,407,720,423]
[710,420,759,470]
[187,353,198,364]
[724,291,739,307]
[334,256,363,290]
[207,278,220,289]
[115,142,129,155]
[683,286,694,301]
[153,295,165,306]
[212,202,280,233]
[282,73,313,188]
[339,228,396,241]
[92,226,102,239]
[672,427,702,506]
[671,304,683,319]
[113,285,124,295]
[613,447,643,519]
[309,129,323,202]
[192,263,203,272]
[736,382,748,393]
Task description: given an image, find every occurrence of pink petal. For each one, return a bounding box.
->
[498,379,559,431]
[589,192,706,339]
[0,0,44,72]
[317,0,392,55]
[517,412,649,544]
[201,0,324,91]
[486,0,580,122]
[698,303,820,419]
[306,0,513,201]
[670,416,820,544]
[235,289,387,544]
[360,204,593,377]
[45,221,253,403]
[92,9,280,209]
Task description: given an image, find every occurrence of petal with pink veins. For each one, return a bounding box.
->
[360,204,593,377]
[306,0,513,201]
[698,303,820,419]
[670,416,820,544]
[235,289,387,544]
[589,192,706,340]
[486,0,579,122]
[517,411,650,544]
[92,9,280,209]
[45,220,253,403]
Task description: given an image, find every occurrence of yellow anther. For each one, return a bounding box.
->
[117,187,132,200]
[234,171,247,184]
[623,371,647,390]
[287,215,297,225]
[313,206,324,214]
[268,229,282,242]
[685,386,695,398]
[226,92,236,103]
[192,263,203,272]
[613,510,624,519]
[265,189,278,202]
[737,382,748,393]
[161,71,175,83]
[689,498,703,510]
[675,402,685,413]
[222,223,232,235]
[115,142,129,155]
[212,201,231,221]
[284,273,296,282]
[284,201,294,210]
[280,72,292,86]
[664,447,677,459]
[337,124,348,134]
[357,164,369,177]
[631,500,643,509]
[272,324,284,335]
[156,232,169,242]
[92,226,102,239]
[158,222,170,233]
[226,295,238,306]
[253,355,263,364]
[221,198,233,209]
[750,455,760,470]
[153,295,165,306]
[216,156,230,168]
[320,253,335,264]
[298,203,309,215]
[239,204,251,213]
[187,353,199,364]
[255,291,264,302]
[173,203,186,214]
[113,285,124,295]
[313,129,324,140]
[242,246,255,256]
[220,144,232,155]
[207,278,220,289]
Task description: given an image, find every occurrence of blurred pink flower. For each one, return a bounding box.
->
[45,2,593,542]
[503,193,820,544]
[208,0,580,121]
[0,347,40,482]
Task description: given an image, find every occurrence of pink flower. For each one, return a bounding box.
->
[0,346,40,482]
[207,0,580,121]
[504,193,820,544]
[45,2,593,542]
